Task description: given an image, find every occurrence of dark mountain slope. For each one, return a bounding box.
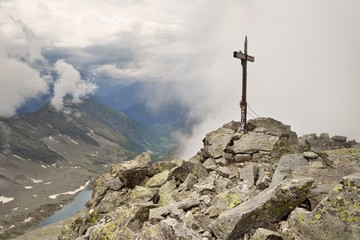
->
[0,97,165,164]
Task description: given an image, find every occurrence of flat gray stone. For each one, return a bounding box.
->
[229,132,280,154]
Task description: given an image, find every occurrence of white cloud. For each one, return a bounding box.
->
[0,0,360,157]
[51,60,97,110]
[0,7,48,117]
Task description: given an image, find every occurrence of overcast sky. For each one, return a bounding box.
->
[1,0,359,157]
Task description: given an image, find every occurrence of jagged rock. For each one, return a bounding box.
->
[235,153,252,162]
[158,179,177,206]
[215,157,227,166]
[239,163,258,187]
[228,132,280,154]
[303,151,318,159]
[256,171,272,190]
[138,222,175,240]
[59,217,83,240]
[178,173,198,191]
[163,218,202,240]
[214,178,230,193]
[288,148,360,209]
[270,154,308,188]
[211,178,314,240]
[93,188,129,214]
[183,211,201,231]
[215,166,233,178]
[172,190,191,202]
[250,228,283,240]
[145,170,170,188]
[149,199,200,222]
[129,186,158,203]
[110,152,151,187]
[148,159,182,175]
[170,159,209,182]
[331,135,347,143]
[202,127,234,159]
[299,133,343,152]
[88,203,156,240]
[194,177,216,195]
[100,173,123,190]
[202,158,216,169]
[319,133,331,141]
[246,118,298,144]
[284,173,360,240]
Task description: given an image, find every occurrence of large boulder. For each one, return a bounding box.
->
[270,154,308,188]
[211,178,314,240]
[284,172,360,240]
[202,127,235,159]
[227,132,280,154]
[110,152,151,187]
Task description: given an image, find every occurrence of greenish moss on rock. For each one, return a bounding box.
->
[284,172,360,240]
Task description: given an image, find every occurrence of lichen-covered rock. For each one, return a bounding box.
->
[110,152,151,187]
[145,170,170,188]
[92,188,129,214]
[250,228,283,240]
[58,217,83,240]
[211,178,314,240]
[89,203,156,240]
[138,222,175,240]
[129,186,158,203]
[211,189,245,210]
[284,172,360,240]
[158,179,177,206]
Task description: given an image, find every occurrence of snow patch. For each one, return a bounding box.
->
[29,177,43,183]
[67,136,79,145]
[88,128,94,134]
[49,136,60,143]
[33,194,38,197]
[48,146,62,156]
[25,186,33,189]
[0,196,14,204]
[47,124,53,128]
[41,165,47,169]
[9,225,14,229]
[13,155,25,160]
[44,181,52,185]
[12,207,18,211]
[71,166,81,169]
[49,180,90,199]
[23,217,34,223]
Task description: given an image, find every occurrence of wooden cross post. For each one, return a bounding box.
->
[233,36,255,133]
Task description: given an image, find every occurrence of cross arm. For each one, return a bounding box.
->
[233,51,255,62]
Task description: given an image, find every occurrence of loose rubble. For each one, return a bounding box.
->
[57,118,360,240]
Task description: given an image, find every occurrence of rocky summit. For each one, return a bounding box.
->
[56,118,360,240]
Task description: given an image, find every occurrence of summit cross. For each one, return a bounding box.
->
[233,36,255,133]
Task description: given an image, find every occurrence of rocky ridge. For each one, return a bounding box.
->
[58,118,360,240]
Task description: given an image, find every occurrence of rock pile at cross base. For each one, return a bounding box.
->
[58,118,360,240]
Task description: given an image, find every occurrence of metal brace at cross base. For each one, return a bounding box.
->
[233,36,255,133]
